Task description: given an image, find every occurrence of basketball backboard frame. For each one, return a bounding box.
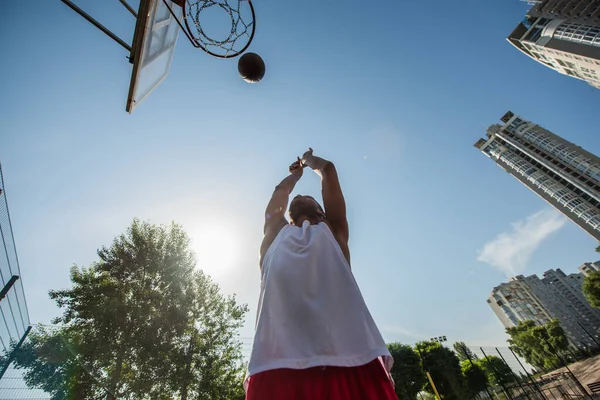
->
[126,0,182,113]
[61,0,182,114]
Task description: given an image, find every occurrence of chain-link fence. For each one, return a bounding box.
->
[464,346,599,400]
[404,340,599,400]
[0,163,43,399]
[0,364,50,400]
[0,163,31,348]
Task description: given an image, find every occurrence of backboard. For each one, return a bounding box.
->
[126,0,182,113]
[62,0,258,114]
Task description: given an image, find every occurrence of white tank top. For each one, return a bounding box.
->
[246,220,393,383]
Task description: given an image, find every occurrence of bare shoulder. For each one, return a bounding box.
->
[259,220,287,267]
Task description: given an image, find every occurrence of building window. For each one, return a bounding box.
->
[567,198,584,209]
[522,128,600,185]
[554,21,600,48]
[559,193,577,205]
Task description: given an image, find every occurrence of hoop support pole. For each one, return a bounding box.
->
[118,0,138,17]
[61,0,132,52]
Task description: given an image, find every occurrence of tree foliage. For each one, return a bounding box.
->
[477,356,514,387]
[415,341,466,400]
[0,326,103,400]
[506,319,568,371]
[387,342,427,400]
[453,341,476,362]
[583,270,600,310]
[461,360,489,399]
[5,219,248,400]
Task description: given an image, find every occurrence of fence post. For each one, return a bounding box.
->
[465,351,495,400]
[576,321,600,349]
[508,346,547,400]
[540,336,592,400]
[495,347,533,400]
[481,347,514,400]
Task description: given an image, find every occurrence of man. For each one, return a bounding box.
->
[245,148,397,400]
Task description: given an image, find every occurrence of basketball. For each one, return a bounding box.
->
[238,52,266,83]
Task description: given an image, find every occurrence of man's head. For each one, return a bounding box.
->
[289,195,325,225]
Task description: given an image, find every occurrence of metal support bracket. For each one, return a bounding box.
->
[0,275,19,301]
[61,0,134,53]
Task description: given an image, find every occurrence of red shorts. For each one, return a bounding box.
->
[245,358,398,400]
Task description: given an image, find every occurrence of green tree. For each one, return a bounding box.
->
[583,270,600,309]
[544,319,569,352]
[171,271,248,400]
[6,219,248,400]
[415,341,466,400]
[453,342,476,362]
[477,356,513,387]
[387,342,427,400]
[507,319,568,371]
[0,326,105,400]
[477,356,514,400]
[461,360,489,399]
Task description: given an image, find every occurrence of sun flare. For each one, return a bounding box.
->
[189,222,239,275]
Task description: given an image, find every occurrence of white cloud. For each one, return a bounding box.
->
[477,209,566,277]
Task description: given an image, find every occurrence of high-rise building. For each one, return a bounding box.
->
[579,260,600,276]
[488,277,555,328]
[488,267,600,349]
[474,111,600,241]
[507,0,600,88]
[527,0,600,25]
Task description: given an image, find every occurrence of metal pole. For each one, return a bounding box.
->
[466,352,494,400]
[426,371,442,400]
[541,337,592,400]
[0,325,31,380]
[508,347,547,400]
[495,348,533,400]
[416,345,442,400]
[61,0,132,52]
[567,348,579,361]
[117,0,137,17]
[0,275,19,300]
[481,347,514,400]
[576,321,600,349]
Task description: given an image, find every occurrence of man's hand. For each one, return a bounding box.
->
[301,148,315,169]
[301,148,313,166]
[302,148,330,171]
[289,157,304,179]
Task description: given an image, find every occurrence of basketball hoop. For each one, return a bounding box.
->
[163,0,255,58]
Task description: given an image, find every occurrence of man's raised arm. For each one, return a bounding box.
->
[260,158,303,264]
[302,148,349,244]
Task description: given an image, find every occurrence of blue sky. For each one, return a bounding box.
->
[2,0,600,358]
